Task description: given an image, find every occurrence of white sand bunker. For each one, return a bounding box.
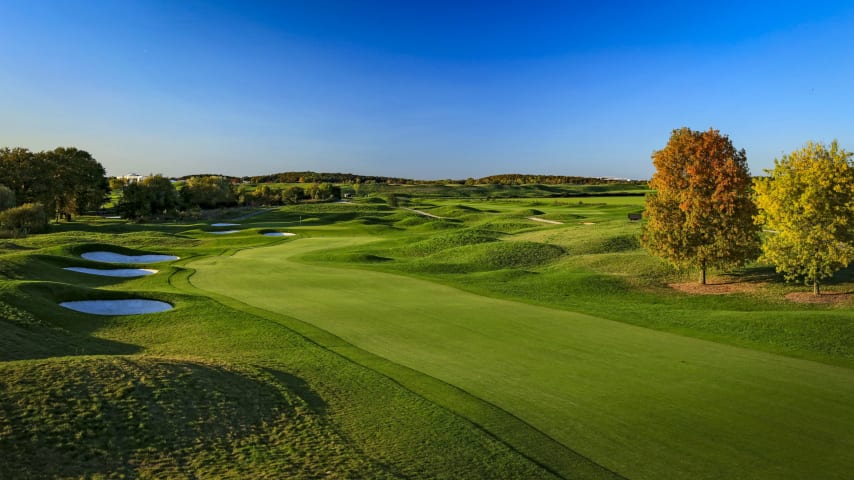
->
[64,267,158,277]
[263,232,296,237]
[60,299,173,315]
[209,230,240,234]
[82,252,179,263]
[211,223,240,227]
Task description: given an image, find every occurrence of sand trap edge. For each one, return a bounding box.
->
[64,267,158,277]
[81,252,179,264]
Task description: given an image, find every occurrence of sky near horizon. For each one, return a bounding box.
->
[1,1,853,180]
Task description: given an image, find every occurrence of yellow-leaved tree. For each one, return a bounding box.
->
[642,127,761,284]
[753,140,854,295]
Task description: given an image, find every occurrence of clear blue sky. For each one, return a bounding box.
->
[1,1,853,179]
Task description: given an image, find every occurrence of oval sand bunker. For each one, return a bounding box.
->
[82,252,179,264]
[60,299,173,315]
[64,267,158,277]
[263,232,296,237]
[209,230,240,234]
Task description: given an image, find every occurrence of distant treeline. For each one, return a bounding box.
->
[241,171,647,185]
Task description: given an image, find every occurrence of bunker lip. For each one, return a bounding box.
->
[209,230,240,234]
[211,222,240,227]
[82,252,179,264]
[64,267,158,277]
[262,232,296,237]
[59,299,173,315]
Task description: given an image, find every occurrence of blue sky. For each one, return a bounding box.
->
[1,1,853,179]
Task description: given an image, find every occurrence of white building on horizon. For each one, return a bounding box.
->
[122,173,146,184]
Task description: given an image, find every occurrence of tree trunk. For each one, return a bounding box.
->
[699,267,706,285]
[814,281,820,296]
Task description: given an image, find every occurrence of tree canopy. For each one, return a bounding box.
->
[642,127,761,284]
[754,140,854,295]
[0,147,108,220]
[118,175,180,220]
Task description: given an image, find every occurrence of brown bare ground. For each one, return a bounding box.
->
[785,292,853,304]
[668,280,763,295]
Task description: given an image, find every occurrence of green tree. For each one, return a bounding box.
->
[282,186,304,204]
[754,141,854,295]
[0,185,15,211]
[44,147,109,220]
[118,175,179,220]
[0,203,48,236]
[642,127,761,284]
[0,147,108,220]
[109,177,127,191]
[0,147,51,208]
[181,176,236,209]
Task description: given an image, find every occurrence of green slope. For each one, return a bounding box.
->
[189,237,854,480]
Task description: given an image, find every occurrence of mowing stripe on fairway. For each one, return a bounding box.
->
[189,237,854,480]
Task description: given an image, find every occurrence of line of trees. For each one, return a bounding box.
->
[642,128,854,295]
[117,175,342,219]
[244,171,644,186]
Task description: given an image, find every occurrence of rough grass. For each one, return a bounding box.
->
[0,356,380,479]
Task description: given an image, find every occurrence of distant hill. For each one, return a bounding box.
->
[237,171,647,185]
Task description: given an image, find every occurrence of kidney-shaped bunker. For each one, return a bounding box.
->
[60,299,173,315]
[82,252,179,264]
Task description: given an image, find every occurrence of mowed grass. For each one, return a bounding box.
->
[190,236,854,480]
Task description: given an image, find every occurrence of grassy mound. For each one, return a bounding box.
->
[398,230,499,256]
[475,218,538,233]
[414,240,564,272]
[0,356,381,479]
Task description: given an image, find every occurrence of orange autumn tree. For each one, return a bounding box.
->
[642,127,761,284]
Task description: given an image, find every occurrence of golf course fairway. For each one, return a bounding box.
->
[189,237,854,480]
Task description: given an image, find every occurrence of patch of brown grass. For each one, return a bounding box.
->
[785,291,853,304]
[668,279,764,295]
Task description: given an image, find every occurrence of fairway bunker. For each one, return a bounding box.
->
[64,267,158,277]
[211,223,240,227]
[59,299,173,315]
[209,230,240,234]
[262,232,296,237]
[82,252,179,263]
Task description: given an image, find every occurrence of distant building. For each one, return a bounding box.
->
[122,173,146,184]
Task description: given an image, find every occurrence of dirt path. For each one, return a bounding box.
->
[527,217,563,225]
[402,207,444,219]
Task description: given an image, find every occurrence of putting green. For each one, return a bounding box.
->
[190,237,854,480]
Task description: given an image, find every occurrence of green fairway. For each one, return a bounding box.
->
[189,237,854,479]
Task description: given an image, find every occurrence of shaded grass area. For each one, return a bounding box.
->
[0,356,380,479]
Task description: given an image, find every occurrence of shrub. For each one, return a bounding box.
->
[0,203,48,236]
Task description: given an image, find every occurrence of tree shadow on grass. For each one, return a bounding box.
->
[263,367,328,414]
